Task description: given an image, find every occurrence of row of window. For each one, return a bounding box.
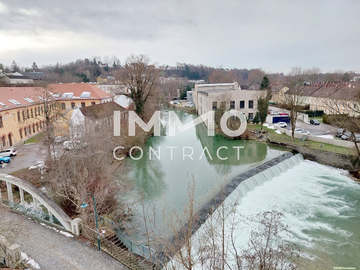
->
[212,100,254,110]
[0,101,99,129]
[18,121,45,140]
[16,102,59,123]
[1,134,13,147]
[64,101,96,110]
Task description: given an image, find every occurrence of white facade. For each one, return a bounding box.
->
[193,82,265,120]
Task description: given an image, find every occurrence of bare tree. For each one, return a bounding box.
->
[324,95,360,156]
[117,55,160,119]
[284,71,305,140]
[46,126,132,234]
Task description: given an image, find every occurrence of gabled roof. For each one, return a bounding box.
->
[79,102,126,120]
[286,83,360,101]
[48,83,112,100]
[0,87,45,111]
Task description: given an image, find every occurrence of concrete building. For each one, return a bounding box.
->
[193,82,265,120]
[0,83,112,148]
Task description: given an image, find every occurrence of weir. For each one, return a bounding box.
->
[159,151,303,265]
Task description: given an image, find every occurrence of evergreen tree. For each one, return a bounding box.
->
[32,62,39,71]
[10,60,20,72]
[260,76,270,90]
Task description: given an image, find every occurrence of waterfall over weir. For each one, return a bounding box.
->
[165,152,303,262]
[193,152,302,232]
[235,153,304,197]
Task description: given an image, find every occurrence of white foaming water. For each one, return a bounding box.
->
[188,154,360,268]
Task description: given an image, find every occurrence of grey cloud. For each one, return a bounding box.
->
[0,0,359,72]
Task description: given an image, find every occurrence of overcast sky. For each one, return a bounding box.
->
[0,0,359,73]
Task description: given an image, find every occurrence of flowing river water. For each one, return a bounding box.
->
[122,110,360,267]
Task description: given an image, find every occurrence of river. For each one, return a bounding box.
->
[122,110,360,267]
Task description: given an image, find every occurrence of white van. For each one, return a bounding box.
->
[0,147,17,158]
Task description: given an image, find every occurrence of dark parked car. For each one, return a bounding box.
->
[310,119,320,125]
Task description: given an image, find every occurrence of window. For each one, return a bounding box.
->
[81,102,86,108]
[24,127,27,136]
[19,129,23,139]
[230,100,235,109]
[31,108,34,118]
[22,111,26,120]
[0,115,3,128]
[17,111,21,122]
[212,101,217,110]
[240,100,245,109]
[248,100,254,109]
[26,109,29,119]
[71,102,75,109]
[28,126,32,135]
[249,113,254,120]
[33,124,36,133]
[1,136,5,147]
[91,102,96,105]
[61,103,66,110]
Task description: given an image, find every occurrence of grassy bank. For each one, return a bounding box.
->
[24,132,44,144]
[247,124,356,156]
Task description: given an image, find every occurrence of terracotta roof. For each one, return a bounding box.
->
[0,83,112,112]
[0,86,45,111]
[47,83,112,100]
[80,101,126,119]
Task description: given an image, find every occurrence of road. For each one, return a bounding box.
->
[0,143,47,174]
[0,206,128,270]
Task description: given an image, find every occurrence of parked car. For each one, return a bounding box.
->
[54,136,68,144]
[295,128,310,135]
[0,147,17,158]
[276,122,288,128]
[336,128,344,138]
[310,119,320,125]
[63,140,88,151]
[0,156,11,164]
[341,131,352,140]
[29,160,45,170]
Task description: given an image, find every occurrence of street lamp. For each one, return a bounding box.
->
[81,193,101,251]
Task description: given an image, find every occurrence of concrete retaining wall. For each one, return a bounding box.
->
[0,235,21,268]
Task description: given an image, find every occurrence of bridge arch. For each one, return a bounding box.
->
[0,173,73,232]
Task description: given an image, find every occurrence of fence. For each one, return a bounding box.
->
[82,225,155,270]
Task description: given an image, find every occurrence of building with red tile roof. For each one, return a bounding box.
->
[0,83,113,148]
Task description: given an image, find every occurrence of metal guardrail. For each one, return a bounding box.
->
[100,216,159,265]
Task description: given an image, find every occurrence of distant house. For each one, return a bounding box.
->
[0,72,34,85]
[272,82,360,116]
[69,101,131,139]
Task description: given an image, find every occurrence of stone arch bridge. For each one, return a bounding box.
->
[0,173,80,235]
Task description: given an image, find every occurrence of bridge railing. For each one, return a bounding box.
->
[0,173,80,235]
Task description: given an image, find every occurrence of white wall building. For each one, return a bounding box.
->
[193,82,265,120]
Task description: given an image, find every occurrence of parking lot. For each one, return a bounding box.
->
[269,106,338,137]
[0,143,48,174]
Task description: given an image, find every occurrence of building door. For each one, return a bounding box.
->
[8,134,12,146]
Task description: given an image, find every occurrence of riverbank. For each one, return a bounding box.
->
[246,124,360,174]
